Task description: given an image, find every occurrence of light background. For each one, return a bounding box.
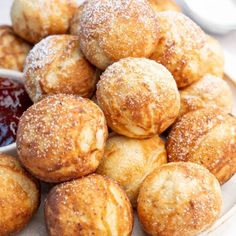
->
[1,1,236,236]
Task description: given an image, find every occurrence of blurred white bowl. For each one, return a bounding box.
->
[0,69,23,156]
[178,0,236,34]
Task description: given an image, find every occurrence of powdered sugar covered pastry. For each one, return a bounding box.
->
[96,58,180,138]
[151,11,208,88]
[70,3,84,36]
[138,162,222,236]
[24,35,98,103]
[0,153,40,235]
[79,0,159,70]
[11,0,77,43]
[167,107,236,184]
[97,133,167,207]
[45,174,133,236]
[17,94,108,183]
[179,75,233,117]
[0,25,31,71]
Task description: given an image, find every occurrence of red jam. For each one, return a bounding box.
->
[0,77,32,147]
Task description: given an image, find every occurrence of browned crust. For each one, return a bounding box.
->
[0,25,32,71]
[148,0,181,12]
[79,0,159,70]
[150,12,208,88]
[97,134,167,207]
[137,162,222,236]
[45,174,133,236]
[96,58,180,138]
[0,153,40,235]
[69,4,84,35]
[167,107,236,184]
[24,35,98,103]
[10,0,78,43]
[16,94,108,183]
[179,75,233,117]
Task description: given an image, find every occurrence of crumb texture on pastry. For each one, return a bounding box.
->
[24,35,98,102]
[97,134,167,206]
[96,58,180,138]
[167,107,236,184]
[79,0,159,69]
[11,0,77,43]
[151,11,208,88]
[0,25,31,71]
[137,162,222,236]
[45,174,133,236]
[0,153,40,236]
[179,75,233,117]
[17,94,108,183]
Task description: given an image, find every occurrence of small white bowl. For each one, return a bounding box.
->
[0,69,24,156]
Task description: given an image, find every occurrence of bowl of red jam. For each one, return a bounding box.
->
[0,69,32,156]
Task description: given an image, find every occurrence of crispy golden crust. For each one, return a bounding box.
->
[0,25,31,71]
[204,35,224,78]
[79,0,159,70]
[45,174,133,236]
[151,11,208,88]
[17,94,108,183]
[69,4,84,35]
[137,162,222,236]
[0,153,40,236]
[24,35,98,103]
[96,58,180,138]
[148,0,181,12]
[11,0,77,43]
[179,75,233,117]
[167,108,236,184]
[97,134,167,207]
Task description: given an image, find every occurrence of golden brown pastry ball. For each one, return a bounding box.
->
[45,174,133,236]
[137,162,222,236]
[24,35,98,103]
[17,94,108,183]
[97,134,167,207]
[204,35,224,78]
[10,0,77,43]
[0,25,31,71]
[79,0,159,70]
[150,11,208,88]
[70,4,84,35]
[0,153,40,236]
[167,107,236,184]
[148,0,181,12]
[96,58,180,138]
[179,75,233,117]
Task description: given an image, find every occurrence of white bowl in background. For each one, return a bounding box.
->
[0,69,24,156]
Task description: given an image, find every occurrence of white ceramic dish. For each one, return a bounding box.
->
[0,69,23,156]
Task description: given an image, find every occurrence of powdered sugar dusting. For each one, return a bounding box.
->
[179,75,233,116]
[24,36,58,74]
[167,108,227,162]
[96,58,180,137]
[80,0,157,37]
[16,94,108,181]
[79,0,158,69]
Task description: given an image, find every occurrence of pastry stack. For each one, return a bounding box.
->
[0,0,235,235]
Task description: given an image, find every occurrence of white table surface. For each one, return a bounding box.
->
[1,1,236,236]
